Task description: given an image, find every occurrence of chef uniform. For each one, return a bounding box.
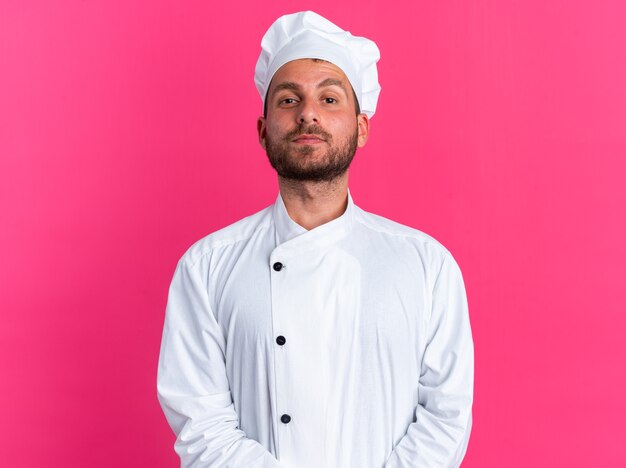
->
[157,11,474,468]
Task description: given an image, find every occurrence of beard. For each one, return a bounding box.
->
[265,123,358,182]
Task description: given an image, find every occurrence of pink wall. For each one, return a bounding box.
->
[1,1,625,466]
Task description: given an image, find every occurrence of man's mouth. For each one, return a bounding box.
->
[292,134,326,144]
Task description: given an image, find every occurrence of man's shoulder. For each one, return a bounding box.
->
[354,205,453,257]
[179,204,274,266]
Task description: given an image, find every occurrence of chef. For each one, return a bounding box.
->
[157,10,474,468]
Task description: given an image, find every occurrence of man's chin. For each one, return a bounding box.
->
[274,162,351,182]
[290,145,322,156]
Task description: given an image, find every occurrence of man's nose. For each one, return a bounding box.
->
[297,99,320,124]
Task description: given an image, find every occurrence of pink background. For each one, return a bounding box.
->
[1,1,625,466]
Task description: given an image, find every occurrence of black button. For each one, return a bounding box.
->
[281,414,291,424]
[273,262,283,271]
[276,335,286,346]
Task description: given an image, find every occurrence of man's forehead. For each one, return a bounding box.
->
[269,59,351,94]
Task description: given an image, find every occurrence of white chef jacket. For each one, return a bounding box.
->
[157,190,474,468]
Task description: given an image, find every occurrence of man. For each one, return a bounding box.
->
[157,11,473,468]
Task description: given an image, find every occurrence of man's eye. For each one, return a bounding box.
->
[324,97,337,104]
[280,98,297,104]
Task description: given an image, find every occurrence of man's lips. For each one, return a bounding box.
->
[291,134,326,144]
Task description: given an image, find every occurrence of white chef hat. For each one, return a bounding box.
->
[254,11,381,118]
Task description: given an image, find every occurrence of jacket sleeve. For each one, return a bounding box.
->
[157,255,284,468]
[385,253,474,468]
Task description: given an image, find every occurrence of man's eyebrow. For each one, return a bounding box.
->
[271,78,349,96]
[316,78,349,94]
[271,81,301,95]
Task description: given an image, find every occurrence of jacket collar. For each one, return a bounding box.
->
[272,189,355,253]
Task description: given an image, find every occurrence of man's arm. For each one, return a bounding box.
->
[385,253,474,468]
[157,255,283,468]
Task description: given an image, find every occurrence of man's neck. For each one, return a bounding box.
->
[278,173,349,231]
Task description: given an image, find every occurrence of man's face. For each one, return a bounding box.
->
[257,59,369,182]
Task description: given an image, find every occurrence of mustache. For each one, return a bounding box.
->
[285,124,332,142]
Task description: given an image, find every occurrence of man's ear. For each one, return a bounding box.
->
[257,116,267,150]
[356,113,370,148]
